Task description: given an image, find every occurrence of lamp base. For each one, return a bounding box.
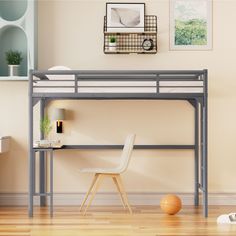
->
[56,121,63,133]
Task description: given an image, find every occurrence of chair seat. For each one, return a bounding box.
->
[80,167,122,174]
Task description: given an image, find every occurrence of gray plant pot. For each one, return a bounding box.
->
[8,65,19,76]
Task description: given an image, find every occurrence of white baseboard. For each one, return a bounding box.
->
[1,192,236,206]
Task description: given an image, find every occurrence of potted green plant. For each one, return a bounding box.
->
[39,116,53,147]
[5,50,23,76]
[109,36,117,51]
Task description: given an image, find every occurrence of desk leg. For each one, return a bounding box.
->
[40,99,46,206]
[194,101,199,206]
[29,150,35,217]
[40,153,46,206]
[50,150,53,217]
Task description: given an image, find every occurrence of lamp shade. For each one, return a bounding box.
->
[52,108,65,120]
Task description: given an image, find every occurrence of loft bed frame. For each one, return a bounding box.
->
[28,69,208,217]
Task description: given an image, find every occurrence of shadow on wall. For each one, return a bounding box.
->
[47,100,194,145]
[64,109,75,121]
[45,99,194,192]
[53,148,193,192]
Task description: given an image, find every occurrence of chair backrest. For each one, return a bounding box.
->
[117,134,136,174]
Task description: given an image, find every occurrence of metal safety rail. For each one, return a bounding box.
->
[29,70,208,217]
[31,70,206,99]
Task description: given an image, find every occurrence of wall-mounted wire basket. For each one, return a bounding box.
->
[104,15,158,54]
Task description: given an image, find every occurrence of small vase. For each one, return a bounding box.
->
[109,42,117,51]
[8,65,19,76]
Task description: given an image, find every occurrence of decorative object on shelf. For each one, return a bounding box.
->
[106,3,145,32]
[52,108,65,133]
[39,115,53,147]
[142,38,154,51]
[0,0,36,80]
[104,15,157,54]
[170,0,212,50]
[34,139,62,148]
[5,50,23,76]
[109,36,117,51]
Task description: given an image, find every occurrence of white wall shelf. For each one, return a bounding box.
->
[0,76,28,81]
[0,0,36,80]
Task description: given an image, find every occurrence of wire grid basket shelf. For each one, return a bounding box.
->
[104,15,157,54]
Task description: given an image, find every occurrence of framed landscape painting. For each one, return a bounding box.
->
[170,0,212,50]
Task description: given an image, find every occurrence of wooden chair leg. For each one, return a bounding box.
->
[112,176,126,209]
[80,173,99,211]
[83,174,103,215]
[116,175,132,214]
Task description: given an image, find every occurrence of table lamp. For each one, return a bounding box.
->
[52,108,65,133]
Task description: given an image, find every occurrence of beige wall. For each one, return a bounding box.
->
[0,0,236,196]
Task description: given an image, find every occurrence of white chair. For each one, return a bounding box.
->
[80,134,136,215]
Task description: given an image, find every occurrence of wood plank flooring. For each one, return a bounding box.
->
[0,206,236,236]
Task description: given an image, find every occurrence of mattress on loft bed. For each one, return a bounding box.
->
[33,79,204,94]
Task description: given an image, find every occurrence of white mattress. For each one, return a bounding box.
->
[159,81,203,93]
[33,80,204,93]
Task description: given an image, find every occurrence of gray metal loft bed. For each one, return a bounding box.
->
[28,69,208,217]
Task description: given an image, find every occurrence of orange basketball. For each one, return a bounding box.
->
[160,194,182,215]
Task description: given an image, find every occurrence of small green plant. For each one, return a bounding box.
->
[40,116,52,139]
[109,36,116,43]
[5,50,23,65]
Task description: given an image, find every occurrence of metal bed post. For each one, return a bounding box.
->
[200,100,204,196]
[194,99,199,206]
[203,69,208,217]
[28,70,34,217]
[39,99,46,206]
[199,70,208,217]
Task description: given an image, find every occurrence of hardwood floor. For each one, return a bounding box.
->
[0,206,236,235]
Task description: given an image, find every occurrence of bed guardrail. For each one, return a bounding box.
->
[31,70,206,95]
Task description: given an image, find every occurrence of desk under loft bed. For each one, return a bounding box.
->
[28,69,208,217]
